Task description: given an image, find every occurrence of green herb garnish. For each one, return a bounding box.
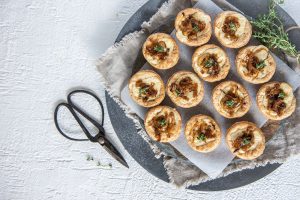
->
[278,91,285,99]
[256,61,266,69]
[251,0,300,64]
[96,161,112,169]
[86,154,94,161]
[175,89,181,96]
[225,100,235,107]
[154,45,165,53]
[86,155,112,169]
[204,58,216,68]
[159,118,167,126]
[229,22,237,32]
[192,24,200,32]
[139,87,148,95]
[242,137,251,145]
[197,133,206,142]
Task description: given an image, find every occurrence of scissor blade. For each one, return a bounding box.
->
[98,138,129,168]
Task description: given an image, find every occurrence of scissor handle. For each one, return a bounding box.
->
[54,90,105,142]
[54,103,89,141]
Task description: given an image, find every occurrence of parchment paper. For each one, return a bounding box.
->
[120,0,300,178]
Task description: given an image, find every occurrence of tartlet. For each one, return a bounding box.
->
[192,44,230,82]
[175,8,212,46]
[236,45,276,84]
[128,70,165,107]
[142,33,179,69]
[212,81,251,118]
[256,82,296,120]
[144,106,182,142]
[226,121,265,160]
[166,71,204,108]
[185,115,221,153]
[214,11,252,48]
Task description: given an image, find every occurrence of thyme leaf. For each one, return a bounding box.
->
[154,45,165,53]
[226,100,235,107]
[229,22,237,32]
[139,87,148,95]
[192,23,200,32]
[278,91,285,99]
[256,61,266,69]
[204,58,216,68]
[86,154,94,161]
[242,137,251,145]
[175,89,181,96]
[159,118,167,126]
[197,133,206,142]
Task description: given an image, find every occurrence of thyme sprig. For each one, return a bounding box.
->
[250,0,299,63]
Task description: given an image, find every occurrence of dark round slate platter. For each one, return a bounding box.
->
[105,0,299,191]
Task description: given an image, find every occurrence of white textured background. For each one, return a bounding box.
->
[0,0,299,199]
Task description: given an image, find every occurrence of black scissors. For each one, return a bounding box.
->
[54,89,129,168]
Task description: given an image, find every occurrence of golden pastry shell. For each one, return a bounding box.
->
[128,70,165,107]
[142,33,179,69]
[226,121,265,160]
[175,8,212,47]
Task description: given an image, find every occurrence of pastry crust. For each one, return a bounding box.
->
[166,71,204,108]
[142,33,179,69]
[192,44,230,82]
[236,45,276,84]
[185,115,221,153]
[226,121,265,160]
[129,70,165,107]
[214,11,252,48]
[175,8,212,46]
[256,82,296,120]
[144,106,182,142]
[212,81,251,118]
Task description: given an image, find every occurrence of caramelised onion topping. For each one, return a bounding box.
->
[192,121,216,144]
[222,16,240,40]
[170,77,198,100]
[243,50,269,78]
[146,40,169,60]
[199,54,220,76]
[220,85,245,116]
[136,79,158,102]
[149,112,176,141]
[233,126,255,153]
[180,12,206,40]
[266,83,286,116]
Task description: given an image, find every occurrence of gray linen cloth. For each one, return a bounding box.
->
[97,0,300,188]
